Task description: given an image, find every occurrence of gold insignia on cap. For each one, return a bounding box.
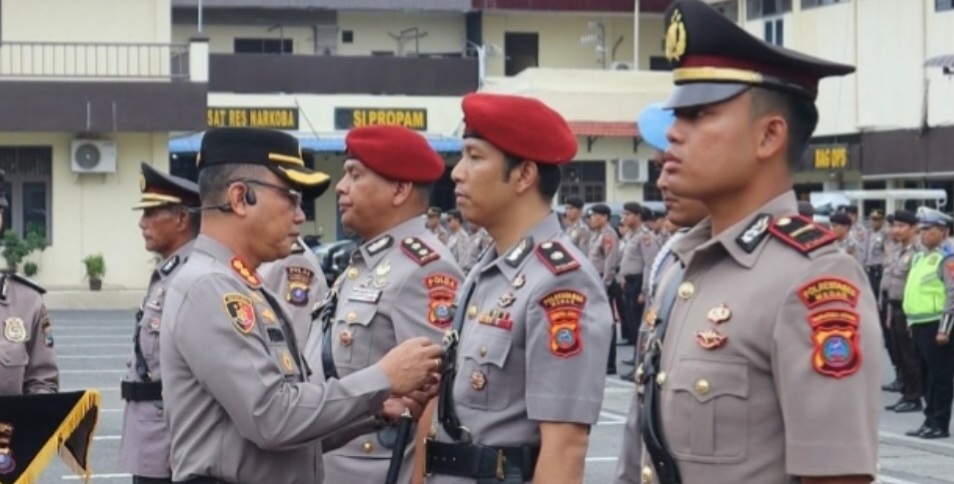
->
[665,9,687,63]
[138,172,146,192]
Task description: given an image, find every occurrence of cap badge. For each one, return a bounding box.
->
[666,9,687,63]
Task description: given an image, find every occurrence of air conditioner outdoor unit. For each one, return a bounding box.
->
[610,61,634,70]
[71,140,117,174]
[617,159,648,184]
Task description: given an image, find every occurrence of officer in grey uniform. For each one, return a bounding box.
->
[844,205,869,253]
[445,209,472,266]
[636,2,880,482]
[159,127,445,484]
[313,125,465,483]
[425,92,613,483]
[588,204,622,374]
[882,210,923,413]
[0,168,56,397]
[831,212,865,266]
[461,224,492,274]
[259,237,328,347]
[426,207,449,244]
[563,196,590,253]
[119,163,201,484]
[618,201,660,362]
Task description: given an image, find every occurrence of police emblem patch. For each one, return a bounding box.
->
[807,309,861,378]
[285,266,314,307]
[798,277,860,309]
[2,318,26,343]
[223,293,256,334]
[425,273,459,328]
[0,422,15,474]
[539,290,586,358]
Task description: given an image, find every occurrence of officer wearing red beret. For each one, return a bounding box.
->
[424,93,613,483]
[308,125,465,484]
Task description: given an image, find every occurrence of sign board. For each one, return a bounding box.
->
[207,107,299,130]
[334,108,428,131]
[812,145,849,170]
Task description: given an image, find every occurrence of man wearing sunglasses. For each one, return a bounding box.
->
[119,162,200,484]
[313,124,464,484]
[159,127,445,484]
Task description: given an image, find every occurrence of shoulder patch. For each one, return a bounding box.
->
[230,257,261,287]
[535,241,580,274]
[769,215,836,255]
[807,308,862,379]
[539,290,586,358]
[602,233,615,251]
[160,255,180,276]
[425,273,459,328]
[285,266,315,307]
[944,256,954,280]
[798,277,860,309]
[736,213,772,253]
[223,292,256,334]
[400,237,439,266]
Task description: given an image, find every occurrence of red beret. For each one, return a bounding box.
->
[462,93,577,165]
[345,125,445,183]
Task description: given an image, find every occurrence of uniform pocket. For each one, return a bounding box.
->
[0,341,28,367]
[667,357,749,464]
[454,331,513,411]
[335,304,377,369]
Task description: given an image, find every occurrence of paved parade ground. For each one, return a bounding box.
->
[34,310,954,484]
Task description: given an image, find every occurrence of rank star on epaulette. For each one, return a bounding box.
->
[769,215,836,255]
[400,237,439,265]
[535,241,580,274]
[230,257,262,287]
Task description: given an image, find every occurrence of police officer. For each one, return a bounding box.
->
[445,209,472,267]
[902,207,954,439]
[425,92,613,483]
[119,163,201,484]
[259,237,329,347]
[0,169,55,396]
[313,125,465,484]
[831,212,865,266]
[563,196,590,253]
[882,210,922,413]
[588,203,622,374]
[159,127,445,484]
[460,222,491,275]
[617,202,660,360]
[426,207,449,244]
[636,1,880,482]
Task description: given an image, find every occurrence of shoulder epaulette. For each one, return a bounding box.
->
[400,237,439,266]
[290,239,306,255]
[6,272,46,296]
[535,241,580,275]
[768,215,836,255]
[160,254,181,275]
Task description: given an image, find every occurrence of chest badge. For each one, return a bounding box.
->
[375,260,391,277]
[695,329,727,350]
[512,273,526,289]
[470,370,487,391]
[261,308,277,324]
[339,328,354,347]
[706,304,732,325]
[498,292,516,308]
[3,318,26,343]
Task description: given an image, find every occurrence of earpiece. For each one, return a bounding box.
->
[244,187,257,206]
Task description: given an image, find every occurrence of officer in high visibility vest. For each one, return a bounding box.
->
[902,207,954,439]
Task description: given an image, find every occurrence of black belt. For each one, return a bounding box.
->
[623,274,642,283]
[425,440,539,481]
[120,380,162,402]
[176,478,232,484]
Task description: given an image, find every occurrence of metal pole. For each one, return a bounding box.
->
[198,0,204,33]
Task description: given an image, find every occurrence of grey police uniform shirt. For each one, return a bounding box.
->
[118,240,193,477]
[428,212,613,484]
[0,274,56,395]
[851,223,869,262]
[462,228,492,274]
[315,217,464,484]
[941,254,954,319]
[619,226,661,291]
[259,248,329,348]
[637,192,881,484]
[588,225,621,287]
[160,235,392,484]
[883,242,919,301]
[614,229,686,484]
[865,227,887,267]
[837,236,865,268]
[565,218,591,254]
[447,228,472,267]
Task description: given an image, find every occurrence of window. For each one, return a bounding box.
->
[764,18,784,46]
[938,0,954,12]
[644,162,662,202]
[747,0,791,19]
[342,30,354,44]
[504,32,539,77]
[711,0,740,22]
[234,38,293,54]
[0,147,52,242]
[802,0,845,9]
[559,162,606,204]
[649,56,674,71]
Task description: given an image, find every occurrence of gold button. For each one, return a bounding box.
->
[362,441,374,453]
[347,267,359,279]
[479,346,488,357]
[635,364,644,383]
[678,282,695,299]
[655,372,666,387]
[346,311,358,323]
[467,305,478,318]
[694,378,710,396]
[641,465,653,484]
[428,425,437,439]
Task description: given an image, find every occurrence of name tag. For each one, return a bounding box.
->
[349,287,382,303]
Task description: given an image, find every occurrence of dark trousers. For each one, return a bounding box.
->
[889,302,922,401]
[134,477,174,484]
[606,282,622,371]
[621,274,644,344]
[912,321,954,431]
[870,267,899,376]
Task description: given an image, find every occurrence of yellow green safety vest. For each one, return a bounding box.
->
[903,250,947,325]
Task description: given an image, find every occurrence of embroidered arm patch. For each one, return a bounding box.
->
[808,309,861,378]
[539,290,586,358]
[223,293,257,334]
[425,273,459,328]
[798,277,860,309]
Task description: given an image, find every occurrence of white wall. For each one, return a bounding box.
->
[173,24,316,54]
[3,0,170,43]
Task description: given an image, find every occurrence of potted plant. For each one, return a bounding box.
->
[23,262,38,277]
[82,254,106,291]
[2,231,29,273]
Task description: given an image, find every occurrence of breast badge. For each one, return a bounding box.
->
[2,318,26,343]
[539,290,586,358]
[695,329,727,350]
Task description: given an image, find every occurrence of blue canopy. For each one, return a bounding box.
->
[169,131,462,154]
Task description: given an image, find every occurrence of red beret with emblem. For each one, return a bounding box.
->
[345,125,445,183]
[462,93,577,165]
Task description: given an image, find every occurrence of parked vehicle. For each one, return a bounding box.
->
[312,238,358,286]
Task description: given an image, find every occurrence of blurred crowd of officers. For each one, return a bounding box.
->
[6,1,954,484]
